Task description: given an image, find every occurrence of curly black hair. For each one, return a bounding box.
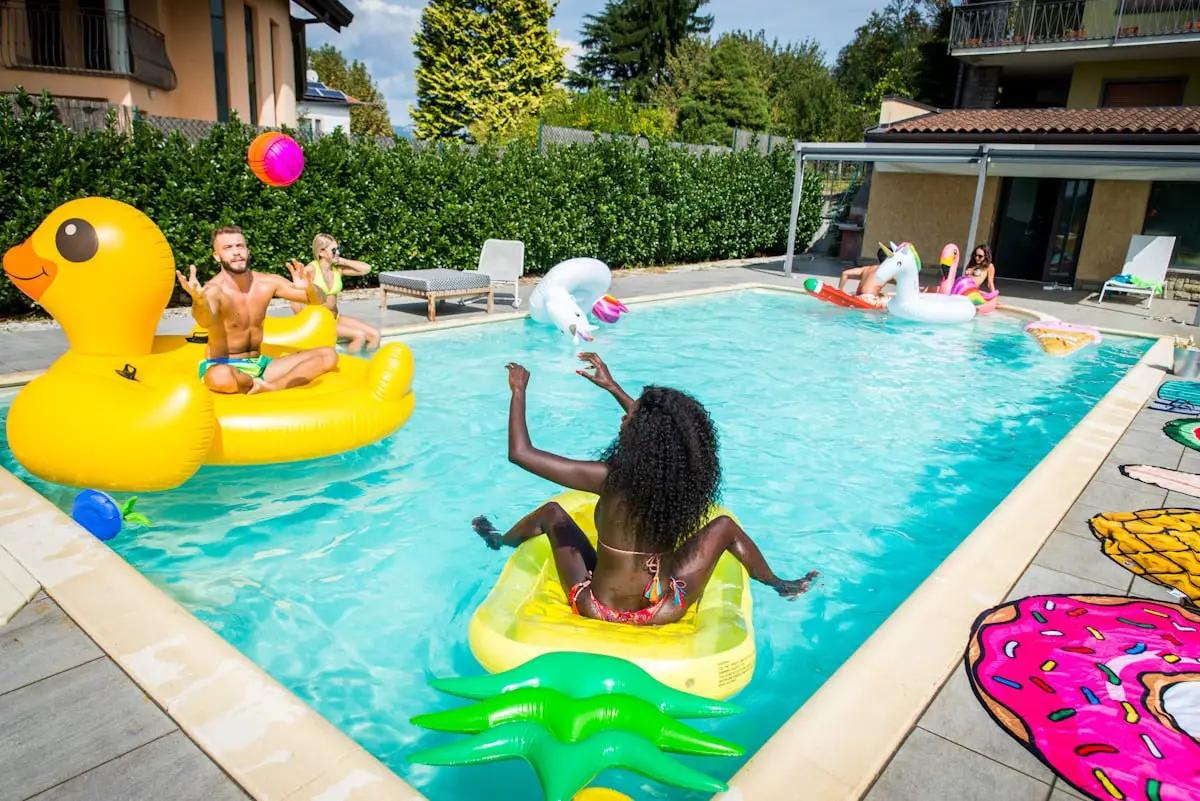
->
[598,385,722,553]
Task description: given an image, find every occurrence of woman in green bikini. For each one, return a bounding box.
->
[290,233,381,353]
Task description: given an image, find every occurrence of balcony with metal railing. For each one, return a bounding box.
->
[0,3,176,91]
[950,0,1200,53]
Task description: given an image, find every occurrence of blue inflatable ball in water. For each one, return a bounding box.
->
[71,490,124,541]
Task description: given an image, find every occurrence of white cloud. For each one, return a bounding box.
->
[558,36,584,74]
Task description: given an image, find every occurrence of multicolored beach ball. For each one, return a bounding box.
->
[247,132,305,187]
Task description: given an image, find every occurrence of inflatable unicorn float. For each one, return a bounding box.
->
[874,241,976,324]
[529,257,629,342]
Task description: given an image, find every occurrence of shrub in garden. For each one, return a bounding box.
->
[0,90,823,317]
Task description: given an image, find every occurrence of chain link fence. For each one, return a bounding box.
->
[5,94,795,158]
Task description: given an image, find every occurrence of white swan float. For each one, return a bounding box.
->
[529,257,628,342]
[875,241,976,325]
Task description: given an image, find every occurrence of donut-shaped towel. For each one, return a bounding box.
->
[967,594,1200,801]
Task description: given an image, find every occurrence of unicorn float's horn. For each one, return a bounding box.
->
[879,242,894,257]
[592,294,629,324]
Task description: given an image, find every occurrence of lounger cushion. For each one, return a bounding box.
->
[379,268,491,292]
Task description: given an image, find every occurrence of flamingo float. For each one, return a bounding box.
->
[936,243,999,314]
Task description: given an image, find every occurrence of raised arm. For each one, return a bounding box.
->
[506,363,609,494]
[177,264,217,329]
[334,255,372,277]
[577,352,636,413]
[271,259,326,305]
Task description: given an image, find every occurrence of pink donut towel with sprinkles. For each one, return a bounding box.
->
[967,595,1200,801]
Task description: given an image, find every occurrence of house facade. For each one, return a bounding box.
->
[855,0,1200,290]
[0,0,352,127]
[295,69,360,137]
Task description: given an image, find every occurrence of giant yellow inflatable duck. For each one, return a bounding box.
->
[2,197,416,491]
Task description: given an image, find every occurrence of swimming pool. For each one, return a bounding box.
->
[0,289,1151,800]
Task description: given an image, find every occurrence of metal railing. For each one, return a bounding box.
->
[950,0,1200,50]
[0,3,176,90]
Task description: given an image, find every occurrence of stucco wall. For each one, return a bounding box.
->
[862,170,1001,270]
[1075,180,1152,286]
[296,103,352,134]
[0,0,297,125]
[1068,58,1200,107]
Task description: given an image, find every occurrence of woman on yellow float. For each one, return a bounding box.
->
[289,233,380,354]
[471,352,819,625]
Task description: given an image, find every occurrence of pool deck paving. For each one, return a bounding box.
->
[0,592,248,801]
[863,372,1190,801]
[0,256,1197,801]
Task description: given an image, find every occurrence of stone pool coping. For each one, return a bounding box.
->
[0,283,1165,801]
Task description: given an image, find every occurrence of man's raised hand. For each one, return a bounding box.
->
[176,264,203,300]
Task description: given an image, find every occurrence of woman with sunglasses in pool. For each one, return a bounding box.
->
[471,353,819,626]
[965,244,998,294]
[289,233,381,354]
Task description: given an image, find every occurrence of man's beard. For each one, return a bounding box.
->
[220,255,249,274]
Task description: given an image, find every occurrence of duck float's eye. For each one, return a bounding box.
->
[55,218,98,263]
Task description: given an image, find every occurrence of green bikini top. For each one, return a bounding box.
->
[309,261,343,296]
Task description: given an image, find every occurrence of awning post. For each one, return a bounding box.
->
[966,145,990,253]
[785,144,805,277]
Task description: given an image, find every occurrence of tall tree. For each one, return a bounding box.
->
[676,36,770,145]
[412,0,565,141]
[571,0,713,100]
[833,0,931,105]
[307,45,392,136]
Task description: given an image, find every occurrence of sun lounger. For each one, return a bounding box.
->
[379,268,494,322]
[1098,234,1175,310]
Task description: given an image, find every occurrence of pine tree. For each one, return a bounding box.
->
[571,0,713,100]
[307,45,393,136]
[412,0,566,141]
[676,37,769,144]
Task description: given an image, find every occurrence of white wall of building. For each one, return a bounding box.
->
[296,103,352,136]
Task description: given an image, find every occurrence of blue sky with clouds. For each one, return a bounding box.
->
[295,0,882,127]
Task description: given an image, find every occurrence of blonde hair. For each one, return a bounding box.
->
[312,233,336,262]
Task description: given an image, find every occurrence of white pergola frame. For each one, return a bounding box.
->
[783,140,1200,276]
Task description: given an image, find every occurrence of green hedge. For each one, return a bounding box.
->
[0,91,823,317]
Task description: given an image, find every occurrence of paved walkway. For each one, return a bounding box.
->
[0,592,248,801]
[0,258,1194,376]
[863,373,1190,801]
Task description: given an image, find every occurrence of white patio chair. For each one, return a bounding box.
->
[476,239,525,308]
[1098,234,1175,310]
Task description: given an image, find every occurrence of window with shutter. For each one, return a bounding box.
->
[1101,80,1185,108]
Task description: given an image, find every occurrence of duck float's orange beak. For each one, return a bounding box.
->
[3,239,57,301]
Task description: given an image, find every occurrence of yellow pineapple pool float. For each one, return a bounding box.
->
[1088,509,1200,603]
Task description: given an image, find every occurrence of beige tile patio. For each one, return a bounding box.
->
[1004,563,1129,601]
[1032,530,1137,590]
[863,727,1051,801]
[918,664,1054,783]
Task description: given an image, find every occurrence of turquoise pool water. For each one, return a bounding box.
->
[0,290,1150,800]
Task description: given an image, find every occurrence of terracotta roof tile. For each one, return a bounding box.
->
[878,106,1200,135]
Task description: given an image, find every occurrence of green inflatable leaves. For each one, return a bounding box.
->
[1164,418,1200,452]
[413,652,745,800]
[119,496,152,528]
[429,652,741,718]
[411,687,743,757]
[409,722,727,801]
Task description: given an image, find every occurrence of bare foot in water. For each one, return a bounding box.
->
[773,570,819,598]
[472,516,502,550]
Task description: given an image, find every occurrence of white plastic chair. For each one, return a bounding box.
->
[476,239,525,308]
[1098,234,1175,310]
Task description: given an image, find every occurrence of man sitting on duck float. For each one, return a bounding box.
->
[471,352,819,626]
[178,225,336,395]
